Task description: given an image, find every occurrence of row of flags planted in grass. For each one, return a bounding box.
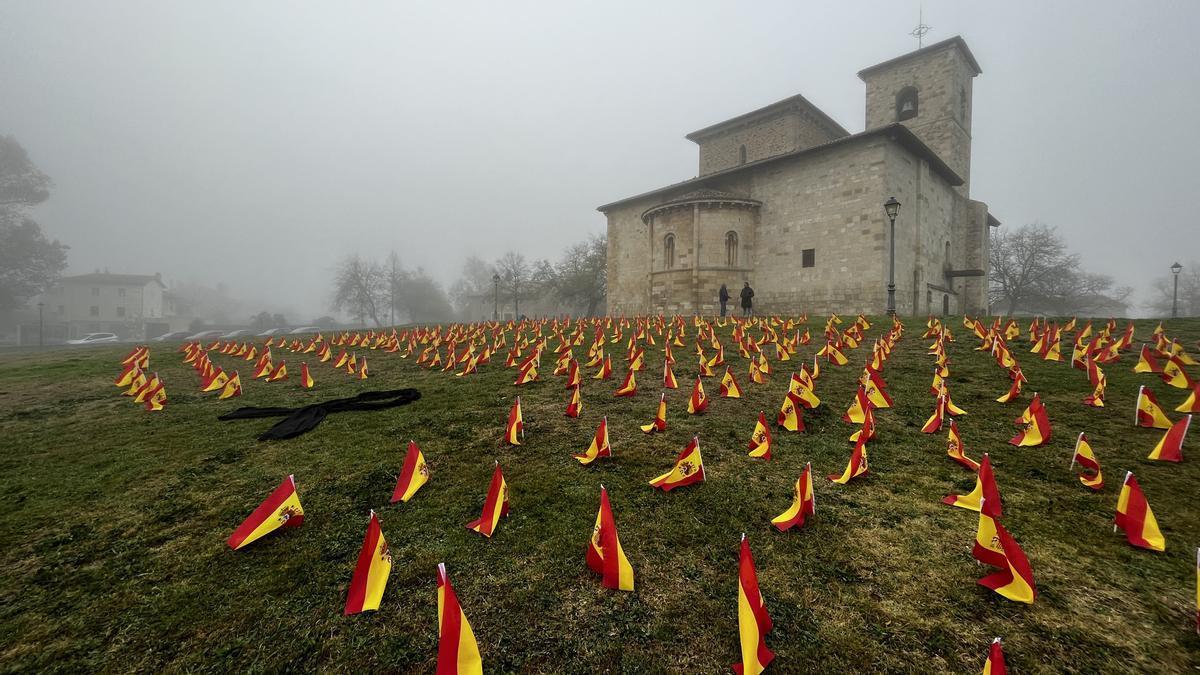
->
[121,311,1199,669]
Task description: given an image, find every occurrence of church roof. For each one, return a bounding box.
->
[597,123,963,212]
[684,92,849,142]
[857,35,981,80]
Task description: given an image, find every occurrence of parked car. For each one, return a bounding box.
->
[288,326,322,335]
[220,329,257,339]
[151,331,192,342]
[184,329,226,341]
[257,327,288,337]
[67,333,120,345]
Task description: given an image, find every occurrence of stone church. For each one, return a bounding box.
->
[598,36,998,317]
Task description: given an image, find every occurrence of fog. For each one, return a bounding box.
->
[3,0,1198,320]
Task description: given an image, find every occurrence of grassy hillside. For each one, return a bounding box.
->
[1,317,1198,673]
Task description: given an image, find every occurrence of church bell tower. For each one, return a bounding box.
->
[858,36,981,194]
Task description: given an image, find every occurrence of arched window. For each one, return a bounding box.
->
[738,145,747,165]
[725,231,739,267]
[896,86,918,121]
[664,234,675,270]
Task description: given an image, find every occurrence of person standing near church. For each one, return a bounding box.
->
[718,283,730,318]
[740,281,754,317]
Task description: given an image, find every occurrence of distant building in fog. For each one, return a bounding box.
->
[41,272,186,339]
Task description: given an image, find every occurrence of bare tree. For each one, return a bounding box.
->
[331,254,386,326]
[494,251,532,318]
[385,250,405,326]
[0,136,67,311]
[448,255,497,317]
[990,223,1131,316]
[545,233,607,316]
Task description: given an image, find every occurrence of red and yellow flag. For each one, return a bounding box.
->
[921,395,947,434]
[777,390,806,432]
[732,535,774,675]
[436,563,483,675]
[1136,386,1173,429]
[663,360,678,389]
[505,397,523,445]
[943,453,1001,515]
[771,463,814,531]
[788,371,820,409]
[640,393,668,433]
[575,417,613,465]
[842,385,873,424]
[1148,415,1190,462]
[201,368,228,393]
[466,463,509,538]
[1070,433,1103,491]
[687,376,709,414]
[747,411,772,460]
[946,420,980,471]
[218,371,243,399]
[266,361,288,382]
[593,355,613,380]
[344,511,392,615]
[982,638,1007,675]
[828,437,869,484]
[650,436,705,491]
[614,368,637,397]
[1176,382,1200,413]
[973,505,1037,603]
[1009,394,1051,446]
[391,440,430,503]
[299,362,315,389]
[719,367,742,398]
[586,486,634,591]
[227,475,304,550]
[565,385,582,418]
[1115,472,1165,551]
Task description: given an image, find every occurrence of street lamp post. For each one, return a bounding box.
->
[37,302,44,348]
[1171,262,1183,318]
[492,273,500,321]
[883,197,901,317]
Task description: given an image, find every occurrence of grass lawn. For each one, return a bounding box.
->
[1,317,1198,673]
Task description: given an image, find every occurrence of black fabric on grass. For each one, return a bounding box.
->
[218,388,421,440]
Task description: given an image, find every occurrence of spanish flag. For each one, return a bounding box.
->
[1115,472,1165,551]
[201,368,229,392]
[1147,415,1189,462]
[266,361,288,382]
[575,417,613,465]
[227,475,304,550]
[505,397,523,445]
[299,362,315,389]
[973,503,1037,604]
[1161,355,1194,389]
[698,353,715,377]
[436,563,483,675]
[114,362,141,388]
[344,511,392,615]
[614,368,637,397]
[828,437,869,484]
[732,535,774,675]
[842,385,873,424]
[514,358,538,385]
[466,463,509,538]
[218,371,243,400]
[565,359,581,388]
[946,420,980,471]
[1176,382,1200,413]
[859,368,893,408]
[719,367,743,398]
[1136,386,1173,429]
[586,486,634,591]
[943,453,1001,515]
[132,372,161,404]
[1133,344,1163,373]
[771,463,814,531]
[982,638,1007,675]
[687,376,709,414]
[747,411,772,460]
[788,371,821,409]
[1070,433,1103,491]
[996,371,1023,404]
[565,385,582,418]
[662,360,678,389]
[391,440,430,503]
[1009,394,1051,446]
[593,355,612,380]
[650,436,705,491]
[777,391,806,432]
[640,393,668,433]
[921,395,947,434]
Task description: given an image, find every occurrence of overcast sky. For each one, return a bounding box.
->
[3,1,1198,320]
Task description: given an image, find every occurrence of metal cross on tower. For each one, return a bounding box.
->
[910,5,932,48]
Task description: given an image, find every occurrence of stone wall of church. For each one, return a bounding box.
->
[605,198,654,316]
[696,109,843,177]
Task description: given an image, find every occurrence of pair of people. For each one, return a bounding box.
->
[718,282,754,318]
